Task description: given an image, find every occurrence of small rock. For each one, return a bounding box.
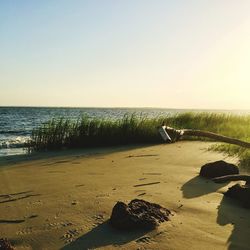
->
[199,160,239,179]
[0,238,14,250]
[110,199,171,230]
[225,184,250,208]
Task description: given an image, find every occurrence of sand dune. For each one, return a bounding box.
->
[0,141,249,250]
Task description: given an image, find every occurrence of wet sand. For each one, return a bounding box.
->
[0,141,249,250]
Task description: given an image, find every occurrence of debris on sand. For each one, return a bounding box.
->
[133,182,160,187]
[0,238,14,250]
[199,160,239,179]
[213,174,250,208]
[225,184,250,208]
[110,199,171,230]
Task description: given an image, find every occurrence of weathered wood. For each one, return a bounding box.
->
[182,129,250,148]
[213,174,250,185]
[160,126,250,148]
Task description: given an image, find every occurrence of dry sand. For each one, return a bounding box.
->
[0,141,250,250]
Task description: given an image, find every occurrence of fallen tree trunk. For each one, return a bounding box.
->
[159,126,250,148]
[182,129,250,148]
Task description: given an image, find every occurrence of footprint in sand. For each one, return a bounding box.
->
[17,227,33,235]
[61,228,84,244]
[92,214,105,226]
[96,194,110,198]
[136,236,152,244]
[136,230,167,245]
[16,221,74,236]
[75,184,85,188]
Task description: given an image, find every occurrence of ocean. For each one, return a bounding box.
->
[0,107,249,157]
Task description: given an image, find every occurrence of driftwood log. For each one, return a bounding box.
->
[159,126,250,148]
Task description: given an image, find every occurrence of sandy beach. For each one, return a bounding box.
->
[0,141,250,250]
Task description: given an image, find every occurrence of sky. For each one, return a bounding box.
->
[0,0,250,109]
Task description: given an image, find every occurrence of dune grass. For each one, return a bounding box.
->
[28,112,250,169]
[28,114,165,151]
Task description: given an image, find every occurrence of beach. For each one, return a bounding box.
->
[0,141,250,250]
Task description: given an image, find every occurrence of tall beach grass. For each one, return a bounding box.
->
[28,114,165,150]
[28,112,250,169]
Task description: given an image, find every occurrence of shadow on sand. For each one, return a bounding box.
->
[181,175,250,249]
[61,221,150,250]
[217,196,250,250]
[181,175,226,198]
[0,144,156,168]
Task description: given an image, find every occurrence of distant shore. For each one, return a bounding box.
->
[1,141,249,249]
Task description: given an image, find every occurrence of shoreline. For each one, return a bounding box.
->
[0,141,249,249]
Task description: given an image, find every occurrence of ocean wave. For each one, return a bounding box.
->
[0,130,31,135]
[0,137,30,149]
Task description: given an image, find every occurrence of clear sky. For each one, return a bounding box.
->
[1,0,250,109]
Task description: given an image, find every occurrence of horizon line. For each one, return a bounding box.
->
[0,105,249,111]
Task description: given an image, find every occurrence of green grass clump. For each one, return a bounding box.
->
[28,112,250,170]
[209,143,250,170]
[28,114,166,151]
[165,112,250,169]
